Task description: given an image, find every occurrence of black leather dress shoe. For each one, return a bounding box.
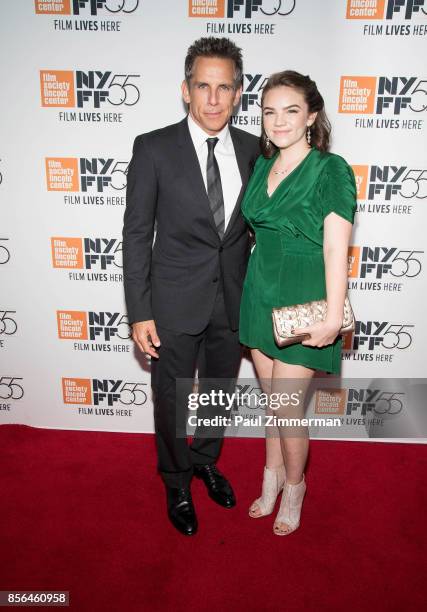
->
[166,487,198,536]
[193,463,236,508]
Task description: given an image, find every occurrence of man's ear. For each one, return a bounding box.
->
[233,85,243,108]
[181,79,190,104]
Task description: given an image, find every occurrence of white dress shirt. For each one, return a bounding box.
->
[187,114,242,232]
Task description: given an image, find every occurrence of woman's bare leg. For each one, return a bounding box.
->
[271,359,315,534]
[249,349,284,517]
[250,349,283,467]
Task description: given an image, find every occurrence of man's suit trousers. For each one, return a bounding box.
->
[151,279,242,488]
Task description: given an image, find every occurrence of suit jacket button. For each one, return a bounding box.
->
[213,277,218,283]
[219,246,223,252]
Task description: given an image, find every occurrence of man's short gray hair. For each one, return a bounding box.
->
[184,37,243,89]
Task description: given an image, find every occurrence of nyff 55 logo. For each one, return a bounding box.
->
[57,311,131,341]
[240,74,268,112]
[0,377,24,400]
[348,246,423,279]
[0,311,17,336]
[35,0,139,15]
[189,0,296,18]
[46,158,128,192]
[315,387,404,416]
[0,238,11,265]
[343,321,414,351]
[40,71,140,108]
[352,165,427,200]
[62,378,147,406]
[51,237,122,270]
[346,0,426,19]
[339,76,427,114]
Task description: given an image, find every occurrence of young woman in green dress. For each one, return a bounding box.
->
[239,71,357,535]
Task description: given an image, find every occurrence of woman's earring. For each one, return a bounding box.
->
[306,127,311,145]
[266,136,270,147]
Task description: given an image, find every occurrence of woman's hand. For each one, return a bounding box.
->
[292,317,342,348]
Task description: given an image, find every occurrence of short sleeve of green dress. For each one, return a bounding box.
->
[319,154,357,224]
[239,148,357,375]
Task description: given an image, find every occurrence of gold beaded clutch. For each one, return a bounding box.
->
[272,296,355,347]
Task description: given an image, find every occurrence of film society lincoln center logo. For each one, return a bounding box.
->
[51,237,123,282]
[35,0,139,14]
[45,157,128,206]
[57,310,132,353]
[338,76,427,131]
[40,70,140,123]
[35,0,139,29]
[351,163,427,216]
[346,0,427,37]
[189,0,296,36]
[62,377,147,416]
[347,244,423,290]
[314,387,404,420]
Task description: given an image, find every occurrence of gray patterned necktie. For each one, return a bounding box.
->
[206,137,225,238]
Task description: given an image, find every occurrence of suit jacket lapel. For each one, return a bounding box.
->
[177,118,219,235]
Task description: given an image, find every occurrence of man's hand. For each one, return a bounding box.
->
[132,320,161,358]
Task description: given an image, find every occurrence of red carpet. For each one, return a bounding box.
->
[0,425,425,611]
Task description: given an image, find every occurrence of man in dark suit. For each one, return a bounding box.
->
[123,37,259,535]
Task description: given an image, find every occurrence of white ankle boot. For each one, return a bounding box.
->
[273,474,306,535]
[249,465,286,518]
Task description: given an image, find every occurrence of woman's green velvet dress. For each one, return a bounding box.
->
[239,148,357,375]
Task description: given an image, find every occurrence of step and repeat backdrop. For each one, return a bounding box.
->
[1,0,426,440]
